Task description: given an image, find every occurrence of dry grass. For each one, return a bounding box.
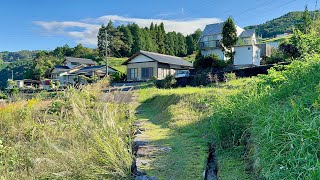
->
[0,78,134,179]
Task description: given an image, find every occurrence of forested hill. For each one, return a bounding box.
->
[0,50,39,62]
[245,11,318,38]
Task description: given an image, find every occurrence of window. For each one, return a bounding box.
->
[71,62,79,66]
[141,67,153,79]
[158,68,170,79]
[128,68,138,79]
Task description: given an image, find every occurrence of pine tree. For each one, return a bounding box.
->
[222,17,238,62]
[129,23,144,54]
[156,23,166,54]
[165,32,175,55]
[97,25,107,57]
[299,6,312,34]
[186,35,195,55]
[119,25,134,57]
[176,33,187,56]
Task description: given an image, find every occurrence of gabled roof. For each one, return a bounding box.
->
[122,50,193,67]
[240,29,255,38]
[201,22,225,36]
[200,22,244,38]
[64,57,96,65]
[76,65,118,75]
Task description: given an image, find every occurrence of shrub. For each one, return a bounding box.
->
[0,91,7,99]
[223,72,237,82]
[194,53,229,69]
[266,48,286,64]
[154,75,177,89]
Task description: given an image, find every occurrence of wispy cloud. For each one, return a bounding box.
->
[33,15,221,46]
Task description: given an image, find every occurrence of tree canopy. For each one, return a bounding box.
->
[97,22,201,58]
[222,17,238,61]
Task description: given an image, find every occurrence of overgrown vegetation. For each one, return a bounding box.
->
[194,52,229,69]
[0,79,134,179]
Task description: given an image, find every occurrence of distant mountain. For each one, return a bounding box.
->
[0,50,39,62]
[245,11,318,38]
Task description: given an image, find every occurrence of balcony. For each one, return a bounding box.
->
[199,40,221,50]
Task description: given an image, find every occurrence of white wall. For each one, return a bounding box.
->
[234,45,260,66]
[128,54,154,63]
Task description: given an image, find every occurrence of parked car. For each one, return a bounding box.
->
[175,70,190,78]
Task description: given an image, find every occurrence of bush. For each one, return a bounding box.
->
[154,75,177,89]
[266,48,286,64]
[194,53,229,69]
[0,91,7,99]
[223,72,237,82]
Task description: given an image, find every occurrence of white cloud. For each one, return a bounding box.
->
[33,15,221,46]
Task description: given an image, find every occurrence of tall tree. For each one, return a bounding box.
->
[165,32,175,55]
[129,23,144,54]
[156,23,166,54]
[299,5,312,34]
[97,21,125,58]
[222,17,238,62]
[176,33,187,56]
[97,25,107,57]
[118,25,134,57]
[186,35,195,55]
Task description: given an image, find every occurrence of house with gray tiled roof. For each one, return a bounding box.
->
[199,22,261,66]
[50,57,117,86]
[122,50,193,81]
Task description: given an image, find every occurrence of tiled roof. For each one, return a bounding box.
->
[65,57,96,65]
[76,65,117,74]
[240,29,255,38]
[123,50,193,67]
[201,22,225,36]
[54,66,70,69]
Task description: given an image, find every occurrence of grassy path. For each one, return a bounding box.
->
[135,86,252,179]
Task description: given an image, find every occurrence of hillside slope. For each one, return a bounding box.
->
[245,11,318,38]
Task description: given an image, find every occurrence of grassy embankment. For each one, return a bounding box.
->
[137,56,320,179]
[0,79,134,179]
[108,57,127,73]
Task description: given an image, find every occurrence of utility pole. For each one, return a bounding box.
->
[105,28,109,77]
[11,70,13,80]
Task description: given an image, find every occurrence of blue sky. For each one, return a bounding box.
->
[0,0,316,52]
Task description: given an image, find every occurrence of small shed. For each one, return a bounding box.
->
[234,45,260,66]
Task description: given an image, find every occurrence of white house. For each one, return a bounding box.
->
[199,22,260,66]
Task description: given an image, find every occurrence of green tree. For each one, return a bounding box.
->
[186,35,195,55]
[97,21,125,58]
[156,23,166,54]
[222,17,238,62]
[299,6,312,34]
[165,32,176,55]
[176,33,187,56]
[118,25,134,57]
[129,23,144,54]
[33,55,62,80]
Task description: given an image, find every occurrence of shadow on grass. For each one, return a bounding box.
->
[136,94,215,179]
[135,92,251,179]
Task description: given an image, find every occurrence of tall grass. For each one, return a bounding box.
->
[0,79,134,179]
[210,56,320,179]
[138,56,320,179]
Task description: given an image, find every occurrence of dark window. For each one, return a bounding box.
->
[141,67,153,79]
[128,68,138,79]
